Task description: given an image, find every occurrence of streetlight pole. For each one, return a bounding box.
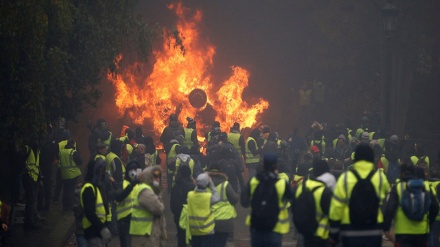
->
[381,1,398,134]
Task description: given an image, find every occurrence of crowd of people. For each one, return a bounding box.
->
[1,113,440,247]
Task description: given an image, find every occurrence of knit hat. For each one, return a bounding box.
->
[263,153,278,171]
[313,160,330,177]
[354,143,375,163]
[196,173,210,189]
[361,132,370,141]
[390,135,398,145]
[310,145,320,153]
[262,125,271,134]
[232,122,240,130]
[338,134,346,141]
[187,117,195,124]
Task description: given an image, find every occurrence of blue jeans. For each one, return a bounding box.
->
[75,234,87,247]
[250,228,282,247]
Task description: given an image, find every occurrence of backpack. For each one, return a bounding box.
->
[292,180,324,236]
[400,179,431,221]
[416,156,429,177]
[348,170,379,226]
[386,159,400,184]
[178,156,191,168]
[250,178,280,231]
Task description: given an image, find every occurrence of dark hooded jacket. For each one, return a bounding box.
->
[170,165,195,223]
[82,159,110,239]
[160,119,184,147]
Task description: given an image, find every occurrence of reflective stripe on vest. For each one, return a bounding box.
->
[116,180,136,220]
[245,137,259,164]
[129,183,154,235]
[187,191,215,236]
[80,183,106,229]
[394,181,430,234]
[59,148,81,179]
[246,177,290,234]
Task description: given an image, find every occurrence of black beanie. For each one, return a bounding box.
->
[313,160,330,177]
[354,143,375,163]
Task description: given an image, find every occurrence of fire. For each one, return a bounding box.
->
[108,2,269,141]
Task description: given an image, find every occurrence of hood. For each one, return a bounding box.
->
[208,171,227,186]
[256,170,278,183]
[176,153,191,163]
[196,172,210,190]
[92,159,107,186]
[139,165,162,194]
[316,172,336,191]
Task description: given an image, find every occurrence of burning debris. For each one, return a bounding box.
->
[107,2,269,139]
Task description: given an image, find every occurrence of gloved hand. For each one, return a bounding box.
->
[100,227,112,243]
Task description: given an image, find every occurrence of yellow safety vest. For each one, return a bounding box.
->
[430,181,440,221]
[95,154,106,161]
[25,145,40,182]
[329,161,389,226]
[245,137,260,164]
[211,181,237,220]
[183,128,195,149]
[411,156,430,167]
[295,180,329,239]
[167,143,179,174]
[227,132,242,155]
[187,191,215,236]
[129,183,154,236]
[394,181,430,234]
[246,177,290,234]
[99,132,112,151]
[106,152,124,176]
[80,183,107,229]
[116,180,136,221]
[59,148,81,180]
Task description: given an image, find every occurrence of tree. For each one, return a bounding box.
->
[0,0,155,149]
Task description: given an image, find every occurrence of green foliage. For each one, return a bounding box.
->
[0,0,154,149]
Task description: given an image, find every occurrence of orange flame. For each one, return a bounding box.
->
[108,2,269,141]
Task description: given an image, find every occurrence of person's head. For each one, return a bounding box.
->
[218,132,228,142]
[361,132,370,143]
[415,166,426,180]
[262,125,271,139]
[96,142,107,155]
[211,121,220,129]
[92,159,107,186]
[126,160,140,182]
[126,128,135,140]
[250,128,261,139]
[268,131,277,141]
[313,130,323,141]
[136,144,146,154]
[390,135,399,145]
[354,143,375,163]
[186,117,196,129]
[110,139,122,157]
[139,165,162,194]
[313,160,330,178]
[400,163,415,180]
[169,114,178,123]
[337,134,347,147]
[97,119,107,130]
[135,127,143,138]
[310,145,321,159]
[231,122,240,132]
[196,172,210,190]
[263,153,278,172]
